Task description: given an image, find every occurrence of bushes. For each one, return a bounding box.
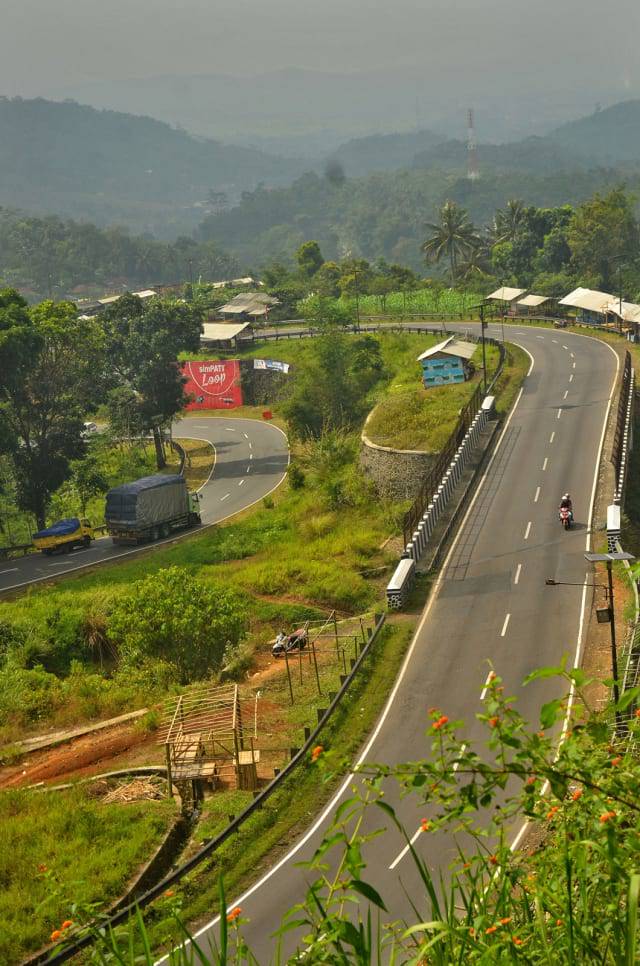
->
[108,567,247,684]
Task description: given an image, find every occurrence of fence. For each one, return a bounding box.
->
[38,612,386,964]
[612,351,634,505]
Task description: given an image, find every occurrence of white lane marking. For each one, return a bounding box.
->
[238,479,245,486]
[510,335,619,859]
[500,613,511,637]
[570,352,575,358]
[562,345,568,350]
[534,486,541,503]
[480,671,494,701]
[0,568,19,575]
[536,335,544,340]
[246,466,251,473]
[549,431,555,444]
[225,427,236,432]
[193,424,210,428]
[243,432,249,439]
[563,390,569,400]
[542,457,548,471]
[220,493,230,501]
[524,521,532,540]
[514,563,522,585]
[557,408,562,419]
[569,374,574,383]
[551,339,558,343]
[249,453,253,460]
[248,442,252,449]
[572,362,576,369]
[48,562,71,568]
[169,345,537,956]
[389,741,468,870]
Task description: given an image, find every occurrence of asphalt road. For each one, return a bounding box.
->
[183,324,619,961]
[0,416,289,595]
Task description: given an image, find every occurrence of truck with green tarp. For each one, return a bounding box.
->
[105,474,201,545]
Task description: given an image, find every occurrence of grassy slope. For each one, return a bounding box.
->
[0,785,176,962]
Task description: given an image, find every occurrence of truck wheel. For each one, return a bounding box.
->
[82,535,91,548]
[161,523,170,539]
[151,528,160,542]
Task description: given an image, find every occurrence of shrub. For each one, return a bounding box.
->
[107,566,247,683]
[287,463,305,489]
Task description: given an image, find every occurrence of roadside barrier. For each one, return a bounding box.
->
[612,351,634,506]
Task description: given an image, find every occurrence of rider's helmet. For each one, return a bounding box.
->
[563,493,570,500]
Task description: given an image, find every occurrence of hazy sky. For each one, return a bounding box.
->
[2,0,639,95]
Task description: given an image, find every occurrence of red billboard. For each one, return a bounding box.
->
[182,360,243,410]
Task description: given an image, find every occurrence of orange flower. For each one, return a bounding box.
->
[571,789,583,801]
[463,861,471,869]
[37,864,48,873]
[611,756,622,767]
[420,818,430,832]
[50,930,62,943]
[226,906,242,922]
[164,889,175,898]
[489,855,498,865]
[556,919,563,926]
[526,775,536,786]
[61,920,73,930]
[513,937,523,946]
[546,805,560,820]
[485,925,498,935]
[500,917,512,925]
[488,716,500,728]
[635,708,640,718]
[432,715,448,730]
[468,926,475,937]
[311,745,323,762]
[600,810,616,823]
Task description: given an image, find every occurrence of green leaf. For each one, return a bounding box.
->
[524,663,565,685]
[617,686,640,712]
[627,873,640,966]
[349,879,388,911]
[540,698,563,729]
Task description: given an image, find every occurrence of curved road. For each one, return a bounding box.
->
[0,416,289,595]
[183,324,619,961]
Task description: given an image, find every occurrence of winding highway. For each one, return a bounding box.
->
[0,416,289,595]
[180,324,619,961]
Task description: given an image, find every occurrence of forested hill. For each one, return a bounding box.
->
[197,166,634,272]
[328,128,445,176]
[547,100,640,164]
[0,98,304,237]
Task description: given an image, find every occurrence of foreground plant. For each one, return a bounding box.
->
[49,664,640,963]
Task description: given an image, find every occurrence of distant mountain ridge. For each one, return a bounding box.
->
[0,97,304,236]
[547,100,640,163]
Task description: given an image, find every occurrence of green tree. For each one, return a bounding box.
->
[314,261,341,298]
[300,295,354,330]
[296,240,325,278]
[567,187,639,289]
[491,198,528,243]
[108,567,247,683]
[101,295,203,468]
[421,201,478,283]
[0,298,104,528]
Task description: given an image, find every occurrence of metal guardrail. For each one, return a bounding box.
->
[39,613,386,964]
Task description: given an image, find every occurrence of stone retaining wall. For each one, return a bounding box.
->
[360,410,436,501]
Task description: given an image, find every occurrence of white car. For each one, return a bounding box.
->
[82,421,99,435]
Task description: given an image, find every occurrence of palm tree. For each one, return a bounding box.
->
[491,199,528,245]
[421,201,479,283]
[459,242,493,282]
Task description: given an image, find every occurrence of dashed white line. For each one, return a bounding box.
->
[220,493,230,501]
[563,390,569,399]
[569,374,574,383]
[238,479,245,487]
[480,672,494,701]
[534,486,541,503]
[0,568,18,575]
[249,453,253,460]
[562,344,569,350]
[572,362,576,369]
[501,614,511,637]
[248,442,252,449]
[557,408,562,419]
[243,432,249,439]
[536,335,544,340]
[549,431,555,444]
[225,428,236,433]
[524,521,532,540]
[514,563,522,585]
[551,339,558,344]
[246,465,251,473]
[542,457,548,471]
[570,352,575,358]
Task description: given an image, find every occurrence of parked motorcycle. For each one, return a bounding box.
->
[272,628,309,657]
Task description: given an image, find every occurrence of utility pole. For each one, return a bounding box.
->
[353,265,360,333]
[479,302,488,393]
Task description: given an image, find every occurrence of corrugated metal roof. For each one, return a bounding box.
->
[604,299,640,323]
[417,336,476,362]
[517,294,552,307]
[558,287,613,313]
[201,322,251,341]
[219,293,279,314]
[486,286,526,301]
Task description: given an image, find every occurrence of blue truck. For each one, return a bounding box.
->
[105,474,201,545]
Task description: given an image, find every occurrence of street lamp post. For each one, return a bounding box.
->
[548,550,635,736]
[479,301,488,393]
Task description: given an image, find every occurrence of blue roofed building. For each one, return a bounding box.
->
[417,337,476,388]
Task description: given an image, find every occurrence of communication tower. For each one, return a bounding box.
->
[467,108,479,181]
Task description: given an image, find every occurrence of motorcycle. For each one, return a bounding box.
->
[559,506,573,530]
[272,628,309,657]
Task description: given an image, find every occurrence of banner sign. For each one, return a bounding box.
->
[253,358,290,374]
[182,360,243,410]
